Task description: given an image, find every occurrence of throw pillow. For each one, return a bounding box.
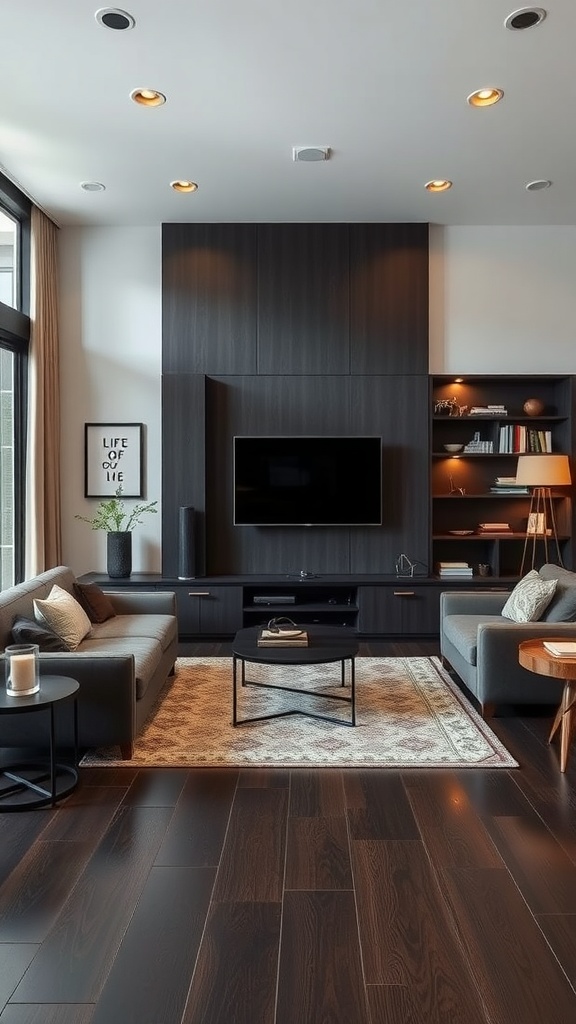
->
[501,569,558,623]
[537,564,576,623]
[11,615,70,652]
[73,582,116,623]
[33,584,92,650]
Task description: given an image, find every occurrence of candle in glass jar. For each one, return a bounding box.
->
[9,653,37,692]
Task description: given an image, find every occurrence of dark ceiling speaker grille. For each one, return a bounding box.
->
[96,8,135,31]
[504,7,546,30]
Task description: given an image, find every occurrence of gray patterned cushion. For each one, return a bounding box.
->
[501,570,557,623]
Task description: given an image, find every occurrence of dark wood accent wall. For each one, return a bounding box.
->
[162,223,429,577]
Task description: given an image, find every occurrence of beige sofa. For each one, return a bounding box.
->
[0,565,178,758]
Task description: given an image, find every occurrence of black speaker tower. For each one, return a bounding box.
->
[178,506,196,579]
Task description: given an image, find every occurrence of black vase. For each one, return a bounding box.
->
[107,531,132,578]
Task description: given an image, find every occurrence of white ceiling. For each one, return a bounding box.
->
[2,1,576,227]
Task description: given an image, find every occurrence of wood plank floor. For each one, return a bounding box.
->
[1,640,576,1023]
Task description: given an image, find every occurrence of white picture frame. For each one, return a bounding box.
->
[84,422,143,498]
[527,511,546,535]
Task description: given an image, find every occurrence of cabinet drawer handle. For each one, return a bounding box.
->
[393,591,415,597]
[188,591,210,597]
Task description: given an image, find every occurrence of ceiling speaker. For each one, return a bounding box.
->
[292,147,331,162]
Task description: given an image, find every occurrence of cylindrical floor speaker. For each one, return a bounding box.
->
[178,506,196,579]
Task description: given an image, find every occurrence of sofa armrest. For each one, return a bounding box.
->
[35,652,136,743]
[440,590,510,617]
[475,620,576,704]
[104,590,177,615]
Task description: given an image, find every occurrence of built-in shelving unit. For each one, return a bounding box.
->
[430,375,574,580]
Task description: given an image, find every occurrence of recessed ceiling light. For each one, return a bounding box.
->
[504,7,546,30]
[425,179,453,193]
[95,8,135,30]
[80,181,106,192]
[130,89,166,107]
[467,88,504,107]
[525,179,552,191]
[170,180,198,193]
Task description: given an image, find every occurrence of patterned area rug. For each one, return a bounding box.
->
[80,656,517,768]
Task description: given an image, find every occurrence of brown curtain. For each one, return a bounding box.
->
[25,205,61,575]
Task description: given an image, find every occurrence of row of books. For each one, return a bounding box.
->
[498,425,552,453]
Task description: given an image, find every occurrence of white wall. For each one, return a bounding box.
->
[58,222,576,576]
[430,225,576,374]
[59,226,162,575]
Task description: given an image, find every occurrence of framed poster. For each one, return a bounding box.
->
[84,423,143,498]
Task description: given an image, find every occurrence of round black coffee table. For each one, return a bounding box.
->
[232,625,359,727]
[0,675,79,811]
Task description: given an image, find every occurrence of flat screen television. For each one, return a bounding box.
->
[233,436,382,526]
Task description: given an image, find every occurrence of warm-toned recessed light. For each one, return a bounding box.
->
[504,7,546,30]
[525,179,552,191]
[170,180,198,193]
[467,88,504,107]
[80,181,106,192]
[454,378,464,383]
[425,179,452,193]
[130,88,166,107]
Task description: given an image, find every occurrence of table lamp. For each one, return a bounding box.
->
[516,454,572,575]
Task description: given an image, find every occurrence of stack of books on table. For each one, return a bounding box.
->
[478,522,512,534]
[543,640,576,658]
[437,562,474,578]
[257,628,309,647]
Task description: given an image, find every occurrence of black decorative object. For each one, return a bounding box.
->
[178,506,196,579]
[107,532,132,578]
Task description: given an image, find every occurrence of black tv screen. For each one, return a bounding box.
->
[233,436,382,526]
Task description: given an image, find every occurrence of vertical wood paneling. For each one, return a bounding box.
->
[162,373,207,576]
[350,223,429,374]
[257,224,350,375]
[162,223,257,374]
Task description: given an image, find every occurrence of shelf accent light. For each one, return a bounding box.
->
[516,454,572,574]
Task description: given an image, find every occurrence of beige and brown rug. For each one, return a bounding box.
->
[80,656,517,768]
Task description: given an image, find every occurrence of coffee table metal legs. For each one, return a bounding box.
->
[233,655,356,727]
[549,680,576,772]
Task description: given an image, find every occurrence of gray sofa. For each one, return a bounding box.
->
[440,563,576,717]
[0,565,178,758]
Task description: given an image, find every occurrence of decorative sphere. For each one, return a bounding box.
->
[523,398,545,416]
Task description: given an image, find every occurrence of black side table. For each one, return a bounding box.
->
[0,675,79,811]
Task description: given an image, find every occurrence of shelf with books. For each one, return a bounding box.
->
[430,374,574,582]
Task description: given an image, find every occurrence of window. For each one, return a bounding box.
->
[0,173,31,587]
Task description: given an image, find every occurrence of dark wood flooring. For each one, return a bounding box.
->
[1,640,576,1023]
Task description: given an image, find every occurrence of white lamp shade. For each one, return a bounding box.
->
[516,454,572,487]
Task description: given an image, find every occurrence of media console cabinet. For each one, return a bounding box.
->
[78,573,513,641]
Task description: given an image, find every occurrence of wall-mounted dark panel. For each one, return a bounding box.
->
[162,373,207,577]
[349,224,429,374]
[205,376,353,574]
[257,224,350,375]
[162,224,257,374]
[349,375,429,573]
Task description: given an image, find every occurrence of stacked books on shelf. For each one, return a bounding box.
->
[490,476,530,495]
[498,424,552,453]
[477,522,512,534]
[257,627,309,647]
[469,405,508,416]
[437,562,474,578]
[464,431,494,453]
[543,640,576,658]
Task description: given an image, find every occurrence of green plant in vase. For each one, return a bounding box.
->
[75,487,158,577]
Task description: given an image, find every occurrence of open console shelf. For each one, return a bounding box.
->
[242,584,359,628]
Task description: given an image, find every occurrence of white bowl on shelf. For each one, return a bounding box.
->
[443,443,464,453]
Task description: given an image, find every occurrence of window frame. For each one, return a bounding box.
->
[0,172,31,584]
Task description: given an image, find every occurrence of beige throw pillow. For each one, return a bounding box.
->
[33,584,92,650]
[501,569,557,623]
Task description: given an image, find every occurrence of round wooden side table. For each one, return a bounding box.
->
[518,639,576,772]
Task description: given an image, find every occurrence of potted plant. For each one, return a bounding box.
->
[75,487,158,578]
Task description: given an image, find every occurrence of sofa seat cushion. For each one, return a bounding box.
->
[442,614,505,666]
[89,613,178,653]
[77,636,163,699]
